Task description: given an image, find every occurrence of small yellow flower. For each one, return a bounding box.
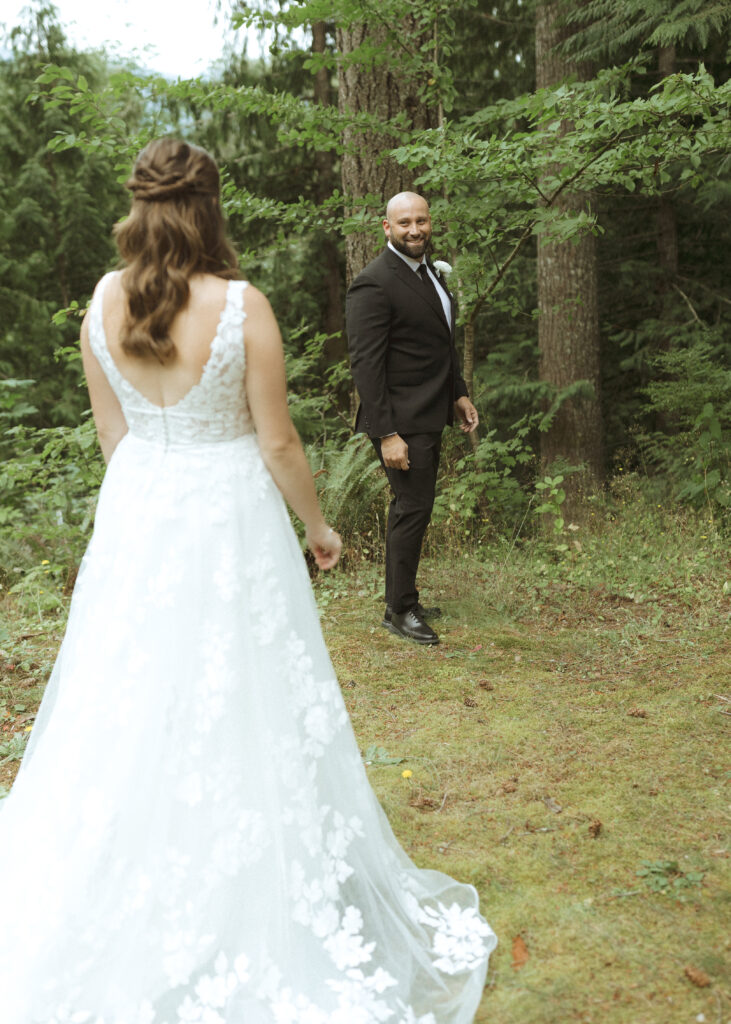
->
[41,559,50,565]
[24,725,33,732]
[401,769,413,779]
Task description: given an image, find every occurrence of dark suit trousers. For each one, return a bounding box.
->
[372,432,442,614]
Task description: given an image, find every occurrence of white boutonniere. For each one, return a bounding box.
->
[432,260,453,278]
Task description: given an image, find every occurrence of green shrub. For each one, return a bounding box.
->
[0,414,103,594]
[306,434,388,559]
[638,329,731,519]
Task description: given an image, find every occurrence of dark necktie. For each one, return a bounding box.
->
[418,264,445,320]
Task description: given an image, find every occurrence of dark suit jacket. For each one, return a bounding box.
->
[346,247,469,438]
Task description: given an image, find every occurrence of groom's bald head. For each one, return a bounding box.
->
[385,192,429,221]
[383,192,432,260]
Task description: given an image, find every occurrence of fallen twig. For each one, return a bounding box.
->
[714,695,731,716]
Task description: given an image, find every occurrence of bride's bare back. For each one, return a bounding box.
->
[102,271,231,409]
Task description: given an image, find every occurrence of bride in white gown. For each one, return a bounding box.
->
[0,139,496,1023]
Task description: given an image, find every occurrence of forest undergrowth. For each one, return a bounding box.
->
[1,500,729,1024]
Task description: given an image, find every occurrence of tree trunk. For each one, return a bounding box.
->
[311,21,345,355]
[656,44,678,324]
[535,2,603,501]
[654,44,679,433]
[336,21,434,286]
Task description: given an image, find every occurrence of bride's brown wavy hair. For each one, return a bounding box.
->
[114,138,240,361]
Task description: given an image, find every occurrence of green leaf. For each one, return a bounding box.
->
[363,745,405,767]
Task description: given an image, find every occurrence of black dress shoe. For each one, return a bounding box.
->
[384,602,442,623]
[382,607,440,645]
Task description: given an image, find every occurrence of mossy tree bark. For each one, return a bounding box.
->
[535,2,604,500]
[336,21,434,286]
[655,44,679,324]
[312,21,346,365]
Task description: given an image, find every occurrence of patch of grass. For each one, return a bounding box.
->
[1,497,729,1023]
[320,509,729,1024]
[0,605,58,793]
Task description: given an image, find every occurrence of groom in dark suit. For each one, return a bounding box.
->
[346,192,479,645]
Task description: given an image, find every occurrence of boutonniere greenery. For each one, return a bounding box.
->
[432,260,453,279]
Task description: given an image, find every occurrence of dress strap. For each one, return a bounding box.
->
[87,272,124,390]
[217,280,249,354]
[227,279,248,316]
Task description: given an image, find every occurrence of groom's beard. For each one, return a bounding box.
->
[390,235,432,260]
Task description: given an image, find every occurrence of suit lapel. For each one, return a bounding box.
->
[384,249,450,331]
[427,257,455,334]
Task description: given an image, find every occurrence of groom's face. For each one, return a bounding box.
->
[383,196,432,261]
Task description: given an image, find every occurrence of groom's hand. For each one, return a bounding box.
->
[381,433,410,471]
[455,396,479,433]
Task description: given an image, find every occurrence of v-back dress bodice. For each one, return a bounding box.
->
[0,272,495,1024]
[89,272,253,447]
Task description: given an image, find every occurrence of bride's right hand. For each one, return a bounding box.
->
[307,524,342,571]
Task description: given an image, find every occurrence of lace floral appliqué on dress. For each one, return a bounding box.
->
[0,272,496,1023]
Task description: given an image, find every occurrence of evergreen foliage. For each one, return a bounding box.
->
[562,0,731,64]
[0,6,129,425]
[639,329,731,510]
[0,0,729,582]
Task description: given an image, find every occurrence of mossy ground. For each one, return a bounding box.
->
[1,505,729,1023]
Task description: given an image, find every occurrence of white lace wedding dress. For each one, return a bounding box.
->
[0,273,496,1024]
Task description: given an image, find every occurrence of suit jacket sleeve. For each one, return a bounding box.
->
[453,357,469,401]
[346,273,396,438]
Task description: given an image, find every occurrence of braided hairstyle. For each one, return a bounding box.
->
[114,138,240,361]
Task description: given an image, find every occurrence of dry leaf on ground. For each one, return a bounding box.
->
[511,934,529,969]
[684,965,711,987]
[409,791,439,811]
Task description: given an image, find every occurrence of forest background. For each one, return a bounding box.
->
[0,1,730,1021]
[1,0,730,560]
